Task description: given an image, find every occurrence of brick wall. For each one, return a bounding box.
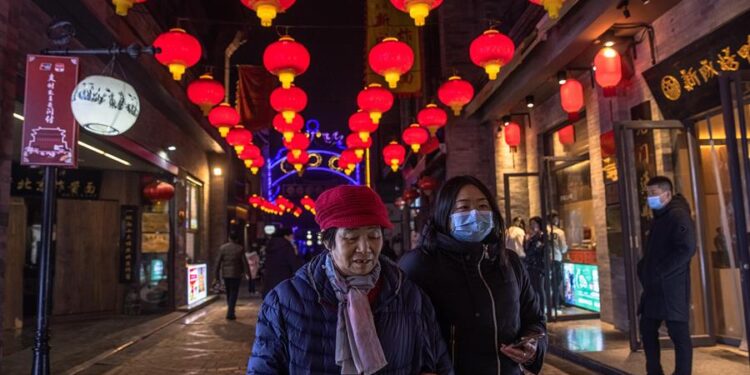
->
[445,117,498,197]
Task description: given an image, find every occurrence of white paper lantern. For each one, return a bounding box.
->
[71,75,140,136]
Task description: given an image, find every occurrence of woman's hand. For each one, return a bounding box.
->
[500,337,538,365]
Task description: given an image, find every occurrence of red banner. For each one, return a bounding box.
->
[20,55,80,168]
[236,65,276,132]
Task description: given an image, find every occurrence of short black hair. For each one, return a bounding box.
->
[228,230,240,242]
[529,216,542,228]
[548,212,558,221]
[512,217,523,226]
[647,176,673,192]
[321,228,337,249]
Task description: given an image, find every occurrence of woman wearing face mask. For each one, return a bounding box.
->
[400,176,547,375]
[248,185,452,375]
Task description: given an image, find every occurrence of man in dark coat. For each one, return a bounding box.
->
[214,231,250,320]
[638,176,696,375]
[261,227,303,297]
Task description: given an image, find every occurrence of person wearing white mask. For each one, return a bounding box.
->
[400,176,547,375]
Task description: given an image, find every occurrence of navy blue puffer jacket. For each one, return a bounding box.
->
[247,253,453,375]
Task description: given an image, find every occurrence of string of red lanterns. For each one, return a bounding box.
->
[357,83,394,124]
[187,74,225,115]
[226,125,253,154]
[273,113,304,143]
[208,103,240,138]
[389,0,443,27]
[264,35,310,89]
[153,28,202,81]
[349,110,379,143]
[241,0,296,27]
[270,85,307,124]
[368,37,414,89]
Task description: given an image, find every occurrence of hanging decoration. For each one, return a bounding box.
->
[469,29,515,80]
[270,85,307,124]
[283,132,310,158]
[383,141,406,172]
[559,78,584,121]
[112,0,146,17]
[226,125,253,154]
[529,0,565,20]
[417,104,448,136]
[293,207,303,217]
[273,113,304,143]
[286,150,310,172]
[348,110,379,142]
[403,188,420,202]
[438,75,474,116]
[357,83,393,124]
[248,194,263,207]
[419,135,440,155]
[338,149,360,175]
[187,74,224,115]
[239,144,262,168]
[346,133,373,159]
[300,195,316,215]
[368,37,414,88]
[153,28,202,80]
[143,180,175,202]
[593,47,622,97]
[402,123,430,153]
[558,124,575,146]
[208,103,240,137]
[504,122,521,151]
[389,0,443,27]
[249,155,265,175]
[240,0,296,27]
[417,175,438,193]
[263,35,310,89]
[71,75,140,136]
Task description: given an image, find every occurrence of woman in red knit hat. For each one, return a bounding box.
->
[248,185,453,375]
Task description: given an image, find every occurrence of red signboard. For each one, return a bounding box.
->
[20,55,80,168]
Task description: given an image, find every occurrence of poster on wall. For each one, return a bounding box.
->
[141,233,169,253]
[563,263,601,312]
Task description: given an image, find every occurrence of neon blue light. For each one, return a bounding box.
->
[305,119,320,134]
[265,147,362,199]
[272,167,359,186]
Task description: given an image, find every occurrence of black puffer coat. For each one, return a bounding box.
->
[262,237,304,296]
[399,232,547,375]
[638,194,697,322]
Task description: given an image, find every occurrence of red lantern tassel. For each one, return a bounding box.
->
[568,112,579,122]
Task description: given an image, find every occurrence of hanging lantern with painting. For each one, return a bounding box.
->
[71,75,140,136]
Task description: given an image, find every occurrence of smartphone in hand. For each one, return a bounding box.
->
[512,332,546,348]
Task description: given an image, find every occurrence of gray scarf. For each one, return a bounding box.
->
[324,253,387,375]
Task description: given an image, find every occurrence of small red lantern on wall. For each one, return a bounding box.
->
[273,113,304,143]
[357,83,394,124]
[187,74,225,115]
[368,37,414,89]
[208,103,240,138]
[389,0,443,26]
[263,35,310,89]
[402,123,430,153]
[438,75,475,116]
[560,78,584,121]
[383,141,406,172]
[417,104,448,136]
[470,29,515,80]
[143,181,175,202]
[226,125,253,154]
[153,28,202,81]
[349,110,379,142]
[241,0,296,27]
[270,85,307,124]
[504,122,521,151]
[113,0,146,17]
[558,125,575,146]
[594,47,622,97]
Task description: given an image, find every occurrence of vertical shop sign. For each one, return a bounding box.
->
[20,55,80,168]
[120,206,139,283]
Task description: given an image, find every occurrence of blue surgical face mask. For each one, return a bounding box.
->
[450,210,494,242]
[647,194,665,210]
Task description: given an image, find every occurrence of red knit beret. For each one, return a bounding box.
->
[314,185,394,230]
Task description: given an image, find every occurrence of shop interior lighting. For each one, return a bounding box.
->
[13,112,24,121]
[501,115,511,126]
[167,145,177,151]
[78,141,132,166]
[525,96,535,109]
[212,167,223,176]
[557,71,567,85]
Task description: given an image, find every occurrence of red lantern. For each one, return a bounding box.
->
[273,113,304,143]
[601,131,616,158]
[143,181,175,202]
[419,136,440,155]
[263,35,310,88]
[346,133,373,159]
[504,122,521,150]
[300,195,316,214]
[438,75,474,116]
[270,85,307,124]
[383,141,406,172]
[248,194,263,207]
[249,155,265,175]
[293,207,303,217]
[559,125,575,146]
[240,0,296,27]
[470,29,515,80]
[529,0,564,19]
[286,150,309,172]
[418,175,438,192]
[239,144,262,169]
[338,149,360,174]
[560,78,584,121]
[349,110,378,142]
[113,0,146,17]
[368,37,414,89]
[402,123,430,153]
[208,103,240,137]
[389,0,443,26]
[153,28,202,80]
[187,74,224,115]
[226,125,253,154]
[417,104,448,136]
[403,188,420,202]
[594,47,622,97]
[357,83,394,124]
[283,132,310,158]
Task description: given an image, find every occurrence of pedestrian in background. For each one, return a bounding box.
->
[245,245,261,296]
[214,231,250,320]
[548,212,568,311]
[248,185,452,374]
[261,227,303,298]
[400,176,546,375]
[524,216,546,314]
[505,216,526,258]
[638,176,696,375]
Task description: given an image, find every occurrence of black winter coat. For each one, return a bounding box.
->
[638,194,697,322]
[399,233,547,375]
[215,241,250,279]
[262,237,304,296]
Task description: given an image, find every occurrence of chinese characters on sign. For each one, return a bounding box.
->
[665,42,746,97]
[11,164,101,199]
[120,206,139,283]
[20,55,80,167]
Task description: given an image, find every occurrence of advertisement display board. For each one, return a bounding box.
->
[563,262,601,312]
[187,264,207,305]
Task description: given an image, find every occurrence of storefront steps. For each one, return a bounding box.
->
[0,296,220,374]
[548,319,750,374]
